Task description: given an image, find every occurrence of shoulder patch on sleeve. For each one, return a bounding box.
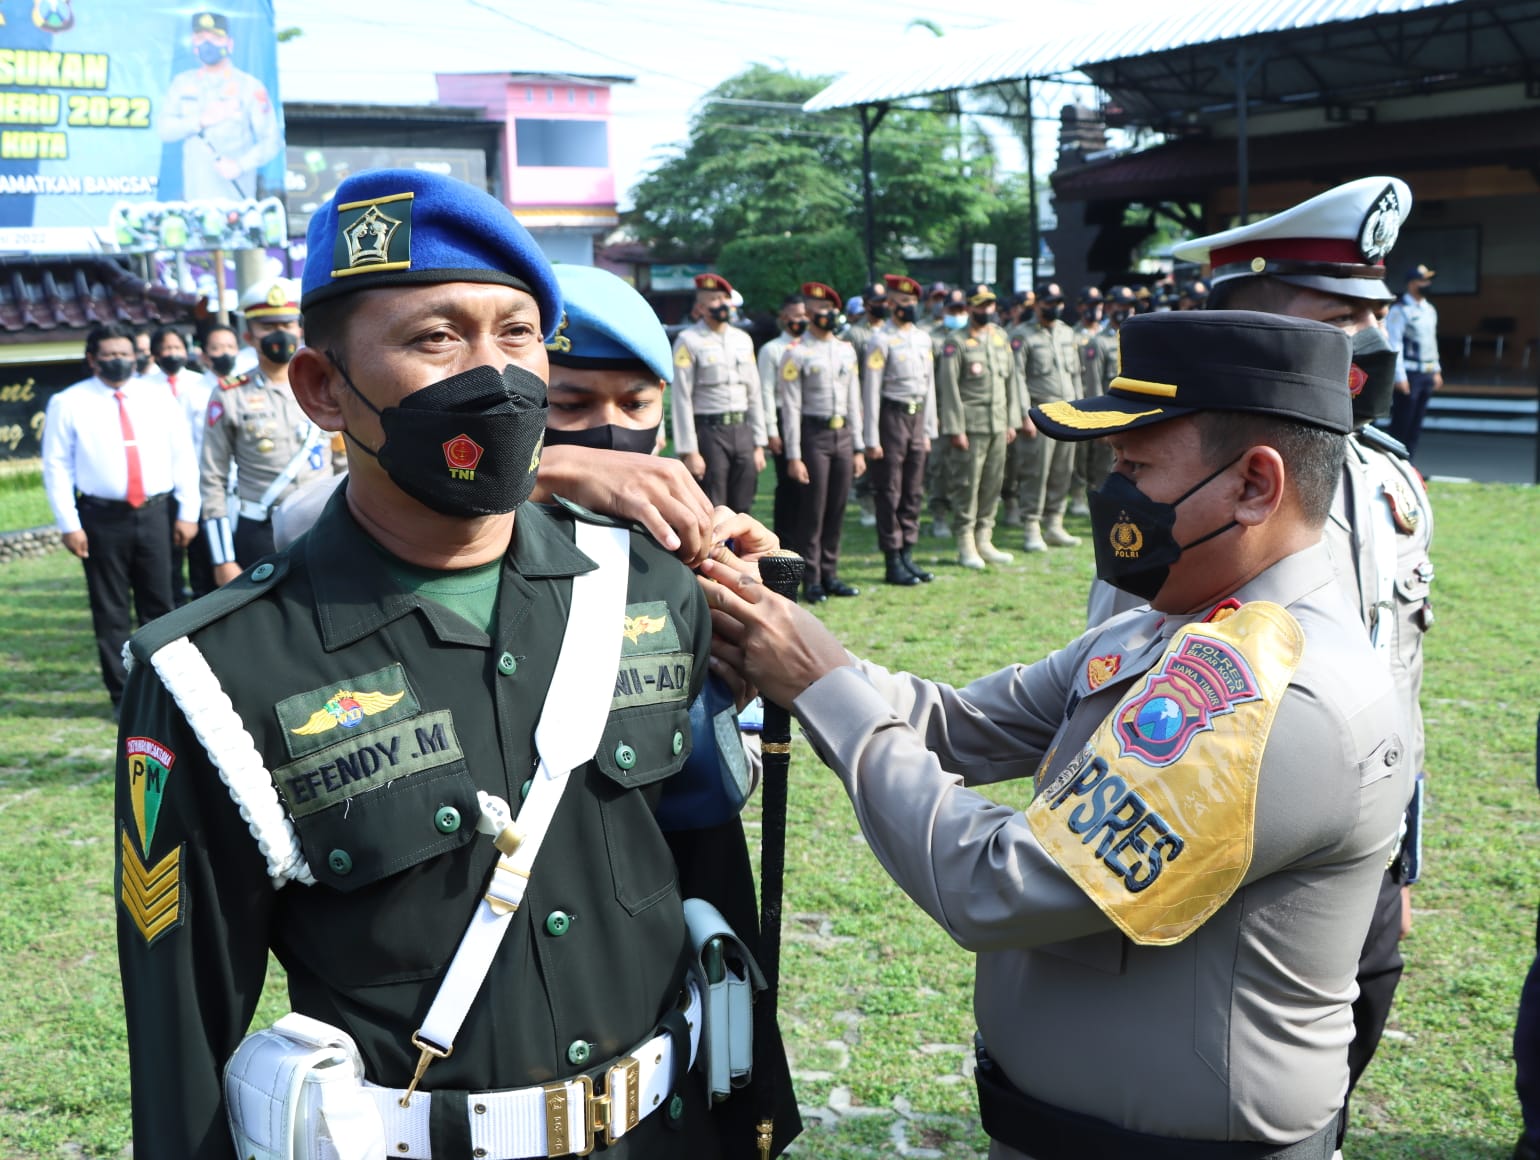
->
[867,349,886,371]
[941,341,958,358]
[219,372,250,392]
[1027,601,1304,946]
[128,555,292,662]
[674,344,693,368]
[119,825,184,946]
[781,357,800,381]
[1011,336,1023,351]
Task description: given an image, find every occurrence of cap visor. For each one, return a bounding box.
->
[1262,272,1395,303]
[1030,395,1195,441]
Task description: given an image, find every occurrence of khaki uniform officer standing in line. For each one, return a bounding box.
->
[200,277,334,584]
[1016,282,1083,552]
[778,282,864,603]
[671,273,766,512]
[935,283,1021,570]
[862,273,938,587]
[702,310,1408,1160]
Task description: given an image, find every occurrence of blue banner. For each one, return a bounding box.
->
[0,0,285,252]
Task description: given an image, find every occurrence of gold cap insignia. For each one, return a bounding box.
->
[266,284,287,307]
[1250,257,1267,273]
[331,192,414,279]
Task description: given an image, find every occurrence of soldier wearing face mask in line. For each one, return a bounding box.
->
[1014,282,1083,552]
[926,288,971,539]
[845,282,890,529]
[200,278,335,585]
[758,293,809,539]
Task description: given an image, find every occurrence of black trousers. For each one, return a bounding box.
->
[871,404,927,552]
[1338,867,1405,1147]
[696,420,757,513]
[1515,901,1540,1153]
[792,423,854,588]
[770,408,799,539]
[77,495,176,706]
[1388,371,1437,459]
[233,515,276,569]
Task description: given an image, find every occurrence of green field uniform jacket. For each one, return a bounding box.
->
[936,323,1024,436]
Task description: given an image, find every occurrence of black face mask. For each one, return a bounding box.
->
[1349,326,1399,425]
[1087,456,1242,601]
[156,354,187,376]
[893,304,918,324]
[969,310,994,329]
[259,331,299,364]
[333,355,548,518]
[134,354,152,374]
[209,353,238,377]
[786,318,808,337]
[97,357,135,384]
[1039,304,1065,323]
[543,422,661,456]
[1109,309,1132,326]
[707,303,732,323]
[866,301,890,321]
[810,311,837,333]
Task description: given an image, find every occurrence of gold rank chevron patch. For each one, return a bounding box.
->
[119,827,183,946]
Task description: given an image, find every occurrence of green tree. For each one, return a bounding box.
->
[627,65,992,276]
[716,227,866,315]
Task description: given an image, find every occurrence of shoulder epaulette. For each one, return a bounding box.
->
[1354,424,1410,460]
[129,555,291,661]
[219,372,252,391]
[551,494,629,529]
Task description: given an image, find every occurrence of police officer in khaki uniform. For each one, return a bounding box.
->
[844,281,889,529]
[200,277,333,584]
[702,309,1408,1160]
[935,284,1020,570]
[1173,176,1431,1154]
[117,168,798,1160]
[778,283,864,602]
[671,273,766,512]
[862,274,937,587]
[1015,282,1083,552]
[926,288,971,539]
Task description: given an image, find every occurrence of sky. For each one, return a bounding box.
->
[271,0,1179,209]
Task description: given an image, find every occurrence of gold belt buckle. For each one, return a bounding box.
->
[829,415,845,429]
[544,1057,639,1157]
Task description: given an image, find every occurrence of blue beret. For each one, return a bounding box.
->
[547,265,672,384]
[301,168,562,338]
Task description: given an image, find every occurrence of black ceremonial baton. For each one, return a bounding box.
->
[752,549,804,1160]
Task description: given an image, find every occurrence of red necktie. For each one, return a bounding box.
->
[114,390,147,508]
[167,373,179,399]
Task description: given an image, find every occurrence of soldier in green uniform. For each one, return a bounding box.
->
[1015,282,1083,552]
[925,288,970,538]
[115,169,798,1160]
[1000,289,1037,528]
[934,284,1021,570]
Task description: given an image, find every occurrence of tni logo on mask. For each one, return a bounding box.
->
[443,434,484,480]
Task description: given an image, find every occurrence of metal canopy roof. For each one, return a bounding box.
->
[802,0,1531,118]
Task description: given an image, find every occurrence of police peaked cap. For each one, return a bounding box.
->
[1174,176,1412,303]
[301,169,563,339]
[548,265,673,385]
[1029,311,1353,440]
[240,276,301,320]
[192,11,229,33]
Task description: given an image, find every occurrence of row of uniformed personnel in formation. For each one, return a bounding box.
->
[84,166,1461,1160]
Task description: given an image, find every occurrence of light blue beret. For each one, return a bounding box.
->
[547,264,673,384]
[301,168,562,338]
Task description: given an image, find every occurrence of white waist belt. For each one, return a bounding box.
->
[364,982,702,1159]
[239,498,277,523]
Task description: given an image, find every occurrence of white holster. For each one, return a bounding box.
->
[225,1013,384,1160]
[683,897,766,1100]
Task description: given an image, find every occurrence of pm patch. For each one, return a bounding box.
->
[125,736,173,856]
[621,601,680,656]
[1114,634,1261,767]
[272,710,463,818]
[275,663,420,760]
[612,652,694,710]
[119,826,183,947]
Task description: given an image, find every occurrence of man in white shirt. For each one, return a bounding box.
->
[143,324,216,600]
[40,323,200,718]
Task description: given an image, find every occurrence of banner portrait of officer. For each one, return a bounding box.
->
[156,10,282,201]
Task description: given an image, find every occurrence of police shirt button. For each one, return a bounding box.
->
[473,1150,487,1158]
[668,1094,684,1120]
[672,730,684,756]
[545,910,571,936]
[473,1103,487,1114]
[566,1039,592,1065]
[497,652,517,676]
[1385,747,1401,767]
[434,806,461,834]
[614,742,637,770]
[250,562,274,582]
[328,849,352,875]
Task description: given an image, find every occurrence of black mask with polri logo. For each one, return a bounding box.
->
[1087,456,1242,601]
[333,355,549,518]
[893,304,918,324]
[866,301,890,321]
[1349,326,1399,425]
[707,303,733,323]
[259,331,299,365]
[786,318,808,337]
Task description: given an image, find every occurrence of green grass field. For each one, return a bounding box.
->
[0,478,1535,1157]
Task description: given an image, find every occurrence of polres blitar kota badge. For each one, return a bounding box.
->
[443,433,484,479]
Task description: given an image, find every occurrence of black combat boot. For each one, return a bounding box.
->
[885,550,920,586]
[901,546,934,582]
